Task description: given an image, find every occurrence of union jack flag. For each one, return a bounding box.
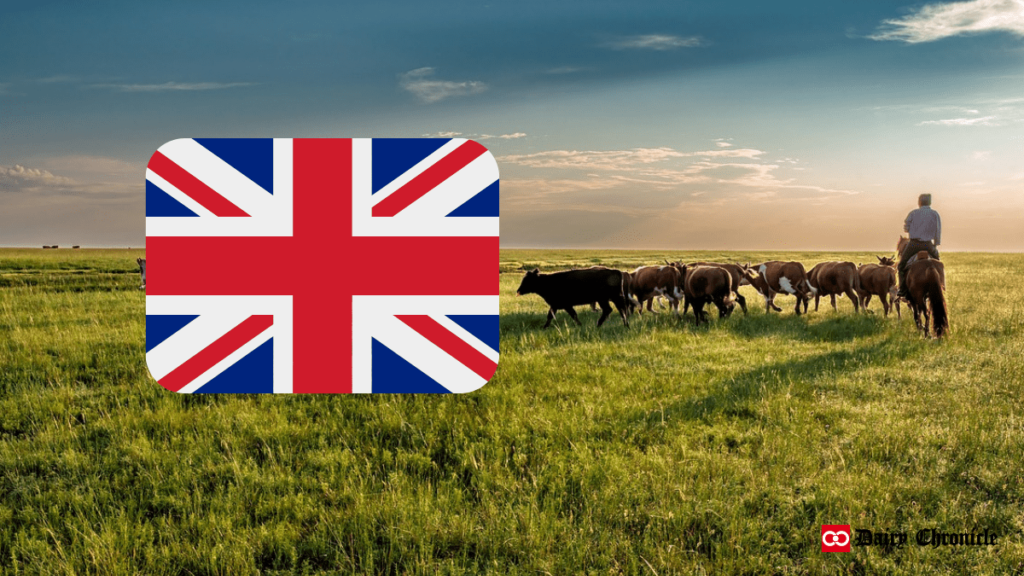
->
[145,138,499,393]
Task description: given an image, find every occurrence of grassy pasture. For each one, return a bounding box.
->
[1,247,1023,575]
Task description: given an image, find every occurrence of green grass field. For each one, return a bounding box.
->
[2,247,1023,575]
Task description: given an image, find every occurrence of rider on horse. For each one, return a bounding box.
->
[897,193,941,300]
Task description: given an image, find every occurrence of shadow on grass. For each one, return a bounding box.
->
[719,311,890,342]
[502,306,891,344]
[626,335,923,428]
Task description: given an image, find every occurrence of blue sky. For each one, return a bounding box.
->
[2,0,1023,249]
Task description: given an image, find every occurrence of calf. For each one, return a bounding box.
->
[681,265,735,326]
[857,256,901,318]
[137,257,147,290]
[630,265,683,315]
[516,267,630,328]
[807,261,861,313]
[745,261,811,315]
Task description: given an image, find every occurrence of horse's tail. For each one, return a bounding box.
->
[927,268,949,338]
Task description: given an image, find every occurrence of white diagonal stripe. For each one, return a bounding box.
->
[145,296,293,392]
[145,312,251,381]
[431,314,499,362]
[395,152,497,218]
[146,169,216,217]
[157,138,276,217]
[371,314,486,394]
[368,138,466,206]
[176,326,275,394]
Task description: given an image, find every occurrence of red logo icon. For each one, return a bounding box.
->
[822,525,851,552]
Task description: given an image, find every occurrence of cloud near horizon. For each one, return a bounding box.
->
[919,115,999,126]
[0,164,76,193]
[399,67,487,103]
[499,145,858,228]
[92,81,255,92]
[870,0,1024,43]
[605,34,702,50]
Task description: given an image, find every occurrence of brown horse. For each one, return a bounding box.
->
[905,252,948,338]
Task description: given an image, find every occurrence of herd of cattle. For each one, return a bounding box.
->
[515,249,949,338]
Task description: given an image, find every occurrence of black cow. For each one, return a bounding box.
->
[516,267,630,328]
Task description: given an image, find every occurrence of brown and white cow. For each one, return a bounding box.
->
[857,256,900,318]
[807,261,861,313]
[680,265,734,325]
[744,261,811,315]
[630,265,684,315]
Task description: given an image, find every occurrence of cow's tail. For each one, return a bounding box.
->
[621,271,639,308]
[927,268,949,338]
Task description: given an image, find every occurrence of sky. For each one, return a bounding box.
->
[1,0,1023,251]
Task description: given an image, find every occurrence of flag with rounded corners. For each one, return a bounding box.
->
[144,138,499,393]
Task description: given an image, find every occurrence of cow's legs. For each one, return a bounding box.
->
[830,294,837,311]
[543,308,557,328]
[769,291,783,312]
[893,294,901,320]
[693,300,707,326]
[863,293,873,313]
[609,297,629,328]
[714,295,729,318]
[565,307,583,326]
[844,289,860,313]
[735,292,748,315]
[595,301,613,327]
[814,293,821,312]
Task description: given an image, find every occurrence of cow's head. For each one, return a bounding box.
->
[877,255,896,267]
[741,266,767,294]
[516,269,541,296]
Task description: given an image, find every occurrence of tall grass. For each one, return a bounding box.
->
[1,248,1023,575]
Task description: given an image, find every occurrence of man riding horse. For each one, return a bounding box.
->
[897,193,941,300]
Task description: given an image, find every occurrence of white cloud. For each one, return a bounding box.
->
[971,150,993,160]
[500,144,857,205]
[0,164,76,193]
[399,67,487,103]
[605,34,702,50]
[478,132,527,140]
[93,81,255,92]
[36,75,77,83]
[869,0,1024,43]
[422,131,463,137]
[0,157,138,200]
[500,147,688,170]
[918,115,998,126]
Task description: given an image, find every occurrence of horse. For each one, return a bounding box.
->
[905,252,948,338]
